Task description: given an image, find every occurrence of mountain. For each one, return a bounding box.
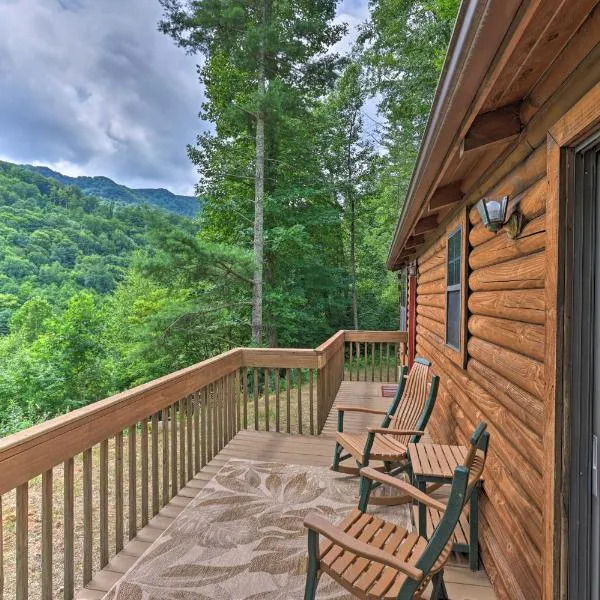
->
[21,164,201,217]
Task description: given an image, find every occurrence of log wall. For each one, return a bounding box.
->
[416,158,547,600]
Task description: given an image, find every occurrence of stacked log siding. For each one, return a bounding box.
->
[416,157,547,600]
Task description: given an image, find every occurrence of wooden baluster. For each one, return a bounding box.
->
[141,417,149,527]
[223,376,230,444]
[253,368,259,431]
[216,379,223,448]
[355,342,360,381]
[297,369,303,435]
[187,395,193,480]
[264,368,270,432]
[100,439,109,567]
[386,343,390,382]
[211,383,217,460]
[161,408,169,505]
[41,469,53,600]
[83,448,93,584]
[170,403,177,497]
[286,368,291,434]
[194,392,200,474]
[16,483,28,600]
[151,413,160,516]
[128,425,137,540]
[219,379,224,448]
[64,457,75,600]
[229,374,235,439]
[201,388,208,467]
[211,383,218,458]
[275,370,281,432]
[222,376,228,443]
[309,369,314,435]
[348,342,352,381]
[393,343,398,382]
[379,343,383,381]
[235,369,241,433]
[243,367,248,429]
[115,432,124,553]
[0,497,3,600]
[179,398,185,489]
[214,380,220,450]
[371,342,375,381]
[363,342,367,381]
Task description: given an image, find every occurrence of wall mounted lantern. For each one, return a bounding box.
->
[475,195,522,239]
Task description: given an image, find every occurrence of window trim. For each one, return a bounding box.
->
[445,225,463,351]
[443,208,469,368]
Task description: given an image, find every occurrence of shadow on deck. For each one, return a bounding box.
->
[76,381,495,600]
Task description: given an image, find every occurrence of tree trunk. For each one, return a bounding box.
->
[350,190,358,330]
[347,118,358,331]
[252,0,269,345]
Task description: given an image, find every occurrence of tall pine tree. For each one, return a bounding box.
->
[159,0,346,345]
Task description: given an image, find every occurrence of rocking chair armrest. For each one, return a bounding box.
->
[303,513,423,581]
[337,405,388,415]
[366,428,426,436]
[359,467,447,512]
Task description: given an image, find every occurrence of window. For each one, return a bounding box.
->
[446,227,462,350]
[443,207,468,368]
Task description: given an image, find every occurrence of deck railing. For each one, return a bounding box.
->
[0,330,406,600]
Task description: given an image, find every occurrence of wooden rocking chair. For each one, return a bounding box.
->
[332,358,439,503]
[304,423,490,600]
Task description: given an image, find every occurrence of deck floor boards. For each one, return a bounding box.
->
[76,381,495,600]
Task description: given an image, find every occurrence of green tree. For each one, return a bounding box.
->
[318,62,377,329]
[159,0,346,344]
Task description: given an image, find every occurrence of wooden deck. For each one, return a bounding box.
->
[76,381,495,600]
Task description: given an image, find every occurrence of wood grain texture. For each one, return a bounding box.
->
[468,315,545,362]
[542,132,563,600]
[469,251,545,291]
[467,359,543,436]
[469,216,545,270]
[522,6,600,123]
[468,336,544,399]
[469,289,545,325]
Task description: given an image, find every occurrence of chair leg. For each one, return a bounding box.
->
[358,474,372,512]
[304,529,319,600]
[431,571,449,600]
[331,442,343,471]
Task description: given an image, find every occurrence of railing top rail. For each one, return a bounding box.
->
[343,330,408,343]
[315,330,345,354]
[0,329,406,495]
[0,347,243,495]
[241,348,319,369]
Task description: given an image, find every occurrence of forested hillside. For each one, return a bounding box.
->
[21,163,201,217]
[0,0,459,436]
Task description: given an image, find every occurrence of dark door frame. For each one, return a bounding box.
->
[565,133,600,600]
[545,83,600,600]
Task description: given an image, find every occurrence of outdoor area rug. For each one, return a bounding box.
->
[104,459,412,600]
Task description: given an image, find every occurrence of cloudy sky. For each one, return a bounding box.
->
[0,0,370,196]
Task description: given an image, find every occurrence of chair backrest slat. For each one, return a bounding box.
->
[390,358,433,445]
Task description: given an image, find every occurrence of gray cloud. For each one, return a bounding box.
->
[0,0,369,194]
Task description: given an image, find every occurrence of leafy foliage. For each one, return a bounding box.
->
[0,1,461,436]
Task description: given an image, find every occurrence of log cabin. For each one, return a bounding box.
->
[388,1,600,599]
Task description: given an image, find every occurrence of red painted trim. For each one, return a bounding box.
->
[407,268,417,368]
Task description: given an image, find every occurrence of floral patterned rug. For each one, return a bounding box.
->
[104,459,412,600]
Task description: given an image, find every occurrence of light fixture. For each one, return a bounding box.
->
[475,195,522,239]
[476,196,508,232]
